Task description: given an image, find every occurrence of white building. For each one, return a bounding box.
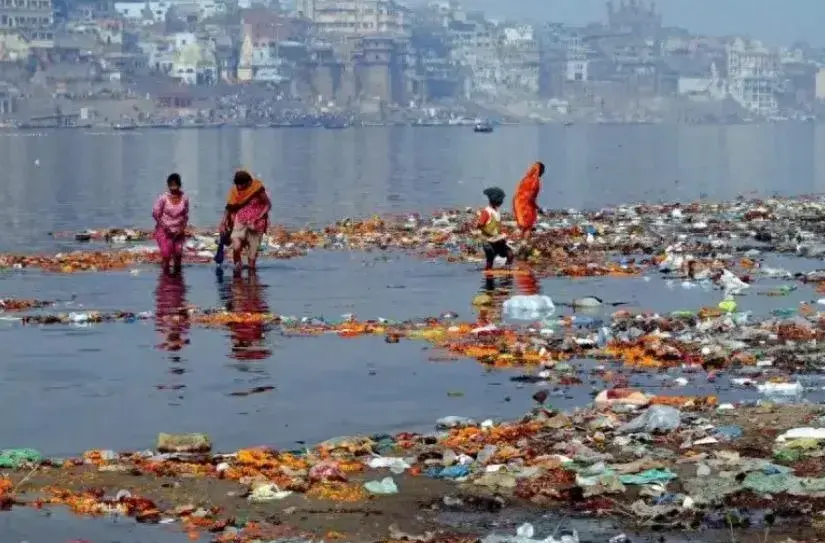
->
[677,62,726,100]
[172,31,196,49]
[298,0,408,35]
[564,32,588,82]
[115,0,223,23]
[114,1,169,23]
[501,24,533,46]
[727,38,779,118]
[448,19,495,65]
[172,39,217,84]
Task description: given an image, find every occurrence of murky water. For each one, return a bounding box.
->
[2,123,825,252]
[2,507,197,542]
[2,124,825,540]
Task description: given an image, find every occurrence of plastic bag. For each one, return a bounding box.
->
[248,483,292,502]
[364,477,398,495]
[503,295,555,321]
[619,468,677,485]
[0,448,41,468]
[719,269,749,296]
[758,382,803,400]
[436,416,475,429]
[366,456,411,474]
[618,405,680,434]
[482,523,579,543]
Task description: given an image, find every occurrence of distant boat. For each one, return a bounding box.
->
[322,118,350,130]
[473,120,493,133]
[414,119,448,126]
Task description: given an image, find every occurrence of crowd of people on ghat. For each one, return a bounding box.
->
[151,161,545,275]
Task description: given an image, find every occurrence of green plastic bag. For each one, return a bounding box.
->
[0,448,42,468]
[619,468,677,485]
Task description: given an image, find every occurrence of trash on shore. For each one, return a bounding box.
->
[1,401,824,542]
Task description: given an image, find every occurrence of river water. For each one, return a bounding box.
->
[2,123,824,541]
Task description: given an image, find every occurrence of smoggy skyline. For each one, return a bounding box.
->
[459,0,825,47]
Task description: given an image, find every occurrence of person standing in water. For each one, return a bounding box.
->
[220,170,272,273]
[152,173,189,273]
[477,187,514,271]
[513,161,546,241]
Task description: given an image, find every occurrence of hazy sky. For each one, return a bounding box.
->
[461,0,825,46]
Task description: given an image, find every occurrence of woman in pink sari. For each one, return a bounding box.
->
[152,173,189,273]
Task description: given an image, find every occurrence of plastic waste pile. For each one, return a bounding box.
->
[3,398,825,541]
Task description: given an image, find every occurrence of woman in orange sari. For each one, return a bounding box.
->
[219,170,272,273]
[513,161,545,240]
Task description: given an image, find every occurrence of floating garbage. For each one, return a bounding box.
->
[156,432,212,453]
[503,295,555,320]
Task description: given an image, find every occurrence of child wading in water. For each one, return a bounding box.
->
[477,187,514,271]
[220,170,272,274]
[152,173,189,273]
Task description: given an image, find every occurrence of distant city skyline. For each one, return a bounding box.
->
[458,0,825,47]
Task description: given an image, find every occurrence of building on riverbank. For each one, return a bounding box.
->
[0,0,54,47]
[726,38,779,118]
[297,0,409,36]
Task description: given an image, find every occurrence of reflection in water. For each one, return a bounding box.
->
[475,268,541,324]
[475,273,513,325]
[514,269,540,295]
[154,270,190,356]
[217,271,272,362]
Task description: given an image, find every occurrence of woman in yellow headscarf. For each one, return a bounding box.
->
[219,170,271,273]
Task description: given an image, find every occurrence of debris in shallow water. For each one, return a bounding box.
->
[228,386,275,397]
[0,448,42,468]
[0,298,53,311]
[156,432,212,453]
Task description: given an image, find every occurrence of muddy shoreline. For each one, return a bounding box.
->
[1,404,822,542]
[5,468,812,543]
